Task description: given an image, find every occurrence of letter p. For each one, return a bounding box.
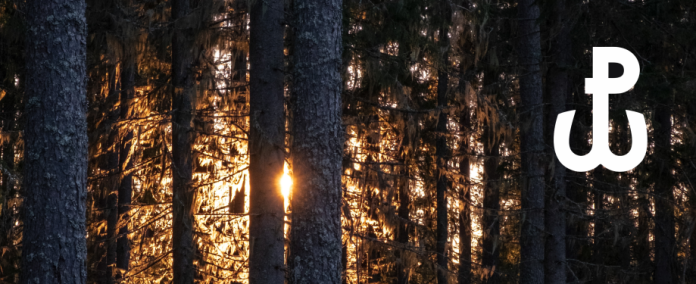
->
[585,47,640,94]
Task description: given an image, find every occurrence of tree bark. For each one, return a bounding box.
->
[653,101,674,284]
[117,59,136,275]
[517,0,546,282]
[592,168,606,284]
[545,0,570,282]
[482,126,500,284]
[0,48,16,281]
[248,0,286,282]
[21,0,88,283]
[458,110,471,284]
[171,0,196,283]
[288,0,343,282]
[397,118,412,284]
[436,22,451,284]
[565,75,591,282]
[105,63,120,284]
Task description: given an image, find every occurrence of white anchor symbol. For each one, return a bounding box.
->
[554,47,648,172]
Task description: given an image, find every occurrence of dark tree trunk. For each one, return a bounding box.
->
[21,0,88,283]
[0,53,16,280]
[171,0,196,283]
[692,188,696,280]
[458,190,471,284]
[517,0,546,282]
[396,125,412,284]
[592,168,606,284]
[105,63,120,284]
[117,59,136,274]
[288,0,343,282]
[480,62,501,284]
[653,102,674,284]
[637,189,652,283]
[0,80,14,218]
[565,76,591,282]
[545,0,570,282]
[248,0,286,281]
[103,57,135,284]
[458,110,471,284]
[436,23,451,284]
[482,126,500,284]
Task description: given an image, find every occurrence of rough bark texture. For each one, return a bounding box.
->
[653,102,674,284]
[517,0,545,283]
[288,0,343,283]
[171,0,196,283]
[21,0,88,283]
[248,0,286,282]
[544,0,569,282]
[435,23,450,284]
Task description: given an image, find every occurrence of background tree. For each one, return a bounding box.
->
[171,0,197,282]
[516,0,545,282]
[435,5,452,283]
[247,0,286,281]
[544,0,572,282]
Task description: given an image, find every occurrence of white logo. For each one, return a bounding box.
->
[553,47,648,172]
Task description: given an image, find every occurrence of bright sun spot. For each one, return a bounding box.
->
[280,163,292,199]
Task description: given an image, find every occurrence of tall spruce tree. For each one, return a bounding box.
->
[482,119,501,284]
[544,0,571,282]
[653,95,674,284]
[21,0,88,283]
[517,0,546,282]
[435,22,451,284]
[171,0,196,282]
[288,0,343,282]
[117,55,136,275]
[247,0,286,281]
[458,109,472,284]
[105,62,120,284]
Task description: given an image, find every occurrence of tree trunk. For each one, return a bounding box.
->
[105,63,120,284]
[288,0,343,282]
[117,59,136,275]
[592,168,605,284]
[397,120,412,284]
[171,0,196,283]
[517,0,546,282]
[653,102,674,284]
[21,0,88,283]
[248,0,286,281]
[0,53,16,281]
[458,110,471,284]
[637,191,652,283]
[482,126,500,284]
[545,0,570,282]
[436,22,451,284]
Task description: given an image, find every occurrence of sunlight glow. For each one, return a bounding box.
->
[281,163,292,200]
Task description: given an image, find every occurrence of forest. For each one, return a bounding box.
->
[0,0,695,283]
